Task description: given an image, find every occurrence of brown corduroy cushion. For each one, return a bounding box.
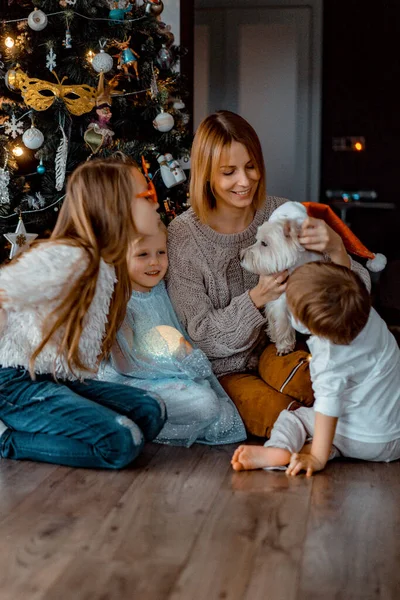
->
[219,372,296,438]
[258,343,314,407]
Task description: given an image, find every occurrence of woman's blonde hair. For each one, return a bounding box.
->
[29,157,141,377]
[286,262,371,345]
[189,110,266,222]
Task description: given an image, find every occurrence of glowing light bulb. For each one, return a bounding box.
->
[12,146,24,157]
[354,142,363,151]
[5,36,15,49]
[87,50,95,63]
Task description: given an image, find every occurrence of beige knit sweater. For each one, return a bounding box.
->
[167,198,371,377]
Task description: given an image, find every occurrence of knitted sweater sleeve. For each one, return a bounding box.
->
[167,221,266,360]
[0,243,88,309]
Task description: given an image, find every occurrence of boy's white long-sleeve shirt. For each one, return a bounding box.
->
[307,308,400,443]
[0,243,116,380]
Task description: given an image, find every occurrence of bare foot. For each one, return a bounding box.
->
[231,445,291,471]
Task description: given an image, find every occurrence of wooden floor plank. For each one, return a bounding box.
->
[0,460,58,521]
[168,468,312,600]
[45,444,235,599]
[0,445,398,599]
[297,459,400,600]
[0,445,161,597]
[88,443,232,562]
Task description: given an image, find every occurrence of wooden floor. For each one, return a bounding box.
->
[0,441,399,600]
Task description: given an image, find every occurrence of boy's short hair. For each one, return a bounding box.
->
[286,261,371,345]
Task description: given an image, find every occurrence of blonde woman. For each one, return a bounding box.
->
[0,158,166,469]
[167,110,370,438]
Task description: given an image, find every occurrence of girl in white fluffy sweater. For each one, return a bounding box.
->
[0,157,166,469]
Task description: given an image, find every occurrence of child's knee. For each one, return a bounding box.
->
[102,418,145,469]
[190,388,219,423]
[139,393,167,441]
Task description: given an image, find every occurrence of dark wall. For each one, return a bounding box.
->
[180,0,194,128]
[321,0,400,261]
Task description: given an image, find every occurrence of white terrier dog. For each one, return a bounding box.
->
[241,202,321,355]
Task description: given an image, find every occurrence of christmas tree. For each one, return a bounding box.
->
[0,0,191,262]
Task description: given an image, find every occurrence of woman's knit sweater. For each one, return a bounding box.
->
[167,199,371,377]
[0,243,116,380]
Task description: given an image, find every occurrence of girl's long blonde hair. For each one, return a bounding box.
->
[189,110,267,223]
[29,157,139,377]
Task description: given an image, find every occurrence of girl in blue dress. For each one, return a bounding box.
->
[100,223,246,447]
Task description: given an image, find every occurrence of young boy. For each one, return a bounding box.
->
[231,262,400,476]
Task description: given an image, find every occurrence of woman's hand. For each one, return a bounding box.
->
[299,217,350,267]
[285,451,326,477]
[249,270,289,309]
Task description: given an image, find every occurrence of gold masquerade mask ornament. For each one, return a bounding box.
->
[13,69,97,116]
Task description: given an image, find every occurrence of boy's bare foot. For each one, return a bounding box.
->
[231,445,291,471]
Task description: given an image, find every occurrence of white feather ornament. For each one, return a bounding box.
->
[55,123,68,191]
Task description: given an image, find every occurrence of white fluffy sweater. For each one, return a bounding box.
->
[0,243,117,380]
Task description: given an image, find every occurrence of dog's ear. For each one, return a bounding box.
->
[283,221,291,237]
[283,219,303,240]
[283,220,297,238]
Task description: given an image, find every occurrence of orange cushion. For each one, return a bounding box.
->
[258,343,314,407]
[219,372,295,438]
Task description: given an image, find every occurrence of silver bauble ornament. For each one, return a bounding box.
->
[92,49,114,74]
[27,9,48,31]
[22,126,44,150]
[153,110,174,133]
[146,0,164,16]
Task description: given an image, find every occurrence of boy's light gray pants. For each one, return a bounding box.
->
[264,407,400,463]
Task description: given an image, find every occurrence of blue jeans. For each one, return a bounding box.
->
[0,367,166,469]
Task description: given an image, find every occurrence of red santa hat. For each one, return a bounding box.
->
[303,202,386,272]
[268,201,386,272]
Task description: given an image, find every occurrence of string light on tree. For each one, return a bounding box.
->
[4,37,14,49]
[12,146,24,157]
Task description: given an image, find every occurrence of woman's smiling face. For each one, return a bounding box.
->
[211,141,260,211]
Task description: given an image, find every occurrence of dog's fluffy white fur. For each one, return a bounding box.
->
[241,202,321,355]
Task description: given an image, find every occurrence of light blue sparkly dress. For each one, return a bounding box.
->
[99,281,246,447]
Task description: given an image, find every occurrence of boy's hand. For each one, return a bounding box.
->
[285,452,326,477]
